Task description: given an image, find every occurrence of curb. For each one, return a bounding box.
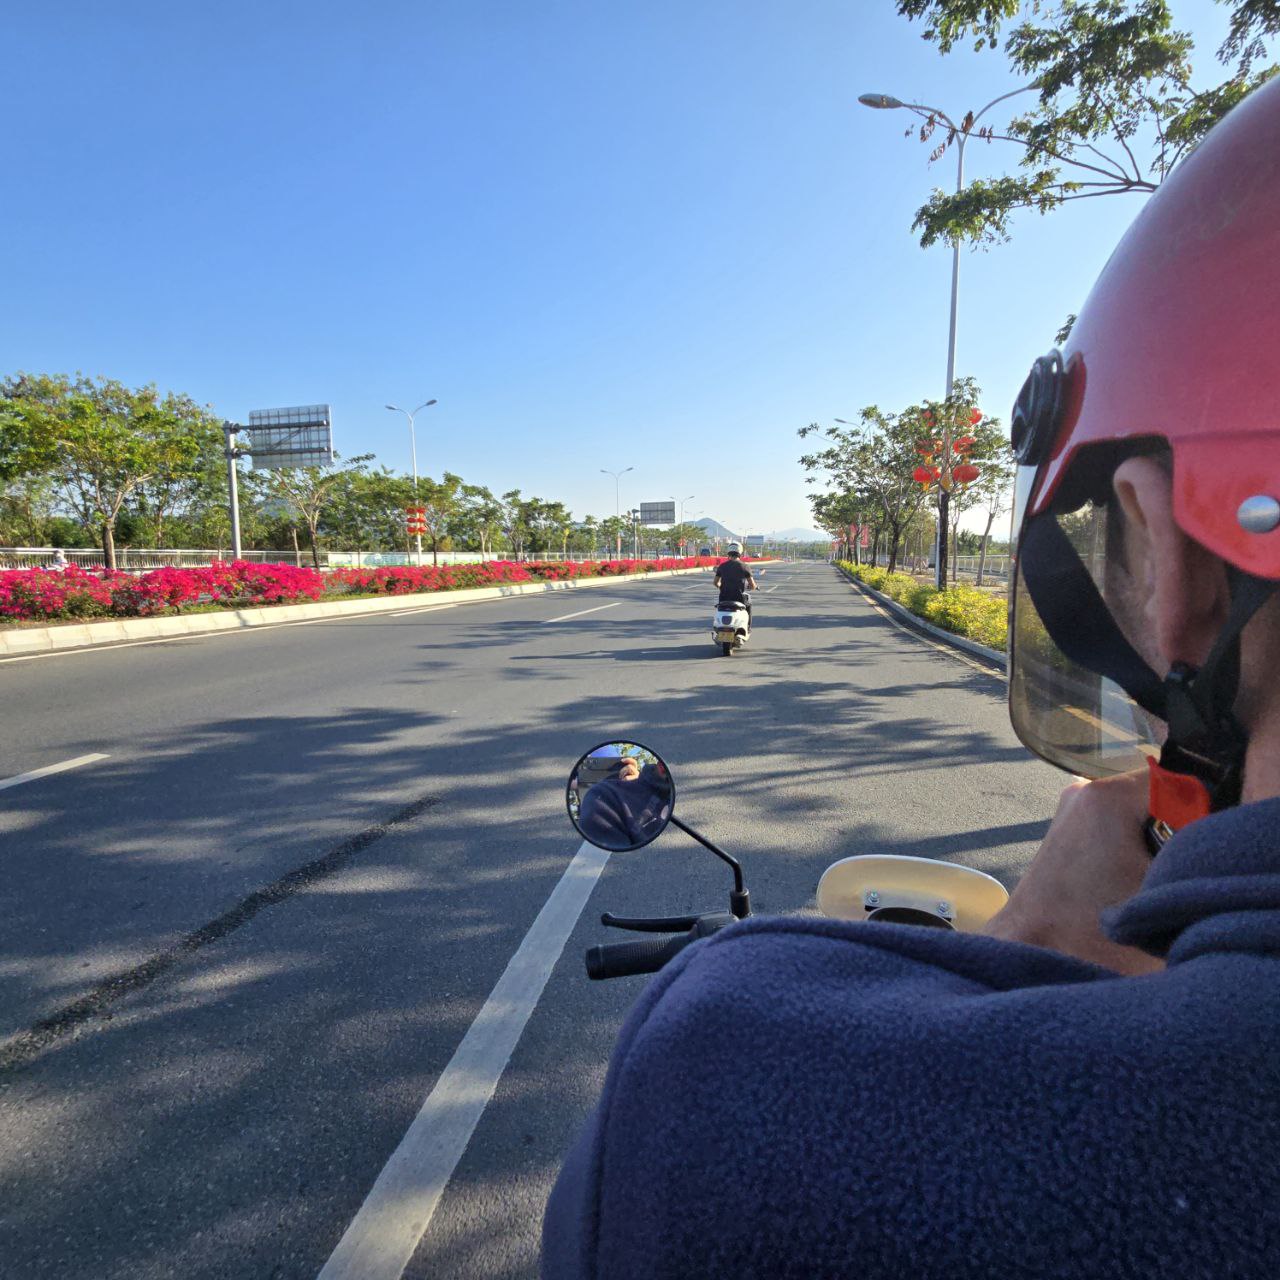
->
[0,565,716,657]
[834,565,1007,671]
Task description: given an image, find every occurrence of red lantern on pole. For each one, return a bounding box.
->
[913,465,934,485]
[969,408,983,425]
[953,463,981,485]
[953,434,976,452]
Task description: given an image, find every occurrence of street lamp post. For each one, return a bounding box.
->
[601,466,633,558]
[858,84,1033,588]
[669,493,694,556]
[385,399,438,565]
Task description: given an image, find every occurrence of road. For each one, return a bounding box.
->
[0,563,1065,1280]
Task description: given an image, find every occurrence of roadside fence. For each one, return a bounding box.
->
[0,547,681,572]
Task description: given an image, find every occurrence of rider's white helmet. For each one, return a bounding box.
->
[726,541,743,555]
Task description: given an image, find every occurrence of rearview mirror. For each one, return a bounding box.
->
[566,741,675,851]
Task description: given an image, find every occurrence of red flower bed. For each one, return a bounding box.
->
[0,556,731,624]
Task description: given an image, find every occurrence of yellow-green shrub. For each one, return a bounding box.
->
[878,572,912,601]
[837,560,1007,650]
[921,587,1007,650]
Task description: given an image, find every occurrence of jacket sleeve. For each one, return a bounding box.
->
[541,916,1129,1280]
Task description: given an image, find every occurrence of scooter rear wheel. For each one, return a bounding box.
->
[721,642,733,656]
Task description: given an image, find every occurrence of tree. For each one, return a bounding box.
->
[324,468,412,555]
[810,490,872,562]
[129,418,227,548]
[893,1,1278,248]
[598,515,628,559]
[263,453,373,568]
[501,490,530,560]
[457,483,506,558]
[898,377,995,587]
[0,475,61,546]
[800,407,933,573]
[966,427,1015,585]
[1,373,220,568]
[417,472,465,566]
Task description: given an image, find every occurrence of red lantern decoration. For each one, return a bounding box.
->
[953,434,976,452]
[953,463,981,485]
[916,441,934,456]
[913,465,934,485]
[969,408,983,425]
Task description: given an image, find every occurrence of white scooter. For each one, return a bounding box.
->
[712,597,751,656]
[565,740,1008,979]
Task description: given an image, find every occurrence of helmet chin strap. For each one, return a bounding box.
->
[1019,515,1276,852]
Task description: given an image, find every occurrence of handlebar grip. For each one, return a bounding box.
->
[585,930,693,980]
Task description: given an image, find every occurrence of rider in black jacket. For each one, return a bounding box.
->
[714,543,756,619]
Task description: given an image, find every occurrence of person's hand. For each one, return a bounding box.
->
[617,758,641,783]
[983,771,1164,975]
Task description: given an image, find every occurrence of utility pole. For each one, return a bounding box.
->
[224,421,246,561]
[385,400,438,566]
[601,466,633,557]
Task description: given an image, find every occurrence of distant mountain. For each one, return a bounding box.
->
[691,516,742,541]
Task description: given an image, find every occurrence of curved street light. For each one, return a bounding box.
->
[601,466,633,558]
[858,84,1034,586]
[385,399,438,565]
[669,493,695,554]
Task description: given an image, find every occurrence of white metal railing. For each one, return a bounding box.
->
[0,547,289,571]
[952,554,1010,579]
[0,546,711,573]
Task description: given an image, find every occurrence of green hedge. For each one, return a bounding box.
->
[837,561,1007,651]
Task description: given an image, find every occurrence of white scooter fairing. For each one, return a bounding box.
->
[817,855,1009,931]
[712,600,751,655]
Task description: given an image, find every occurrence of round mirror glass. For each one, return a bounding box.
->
[566,741,675,851]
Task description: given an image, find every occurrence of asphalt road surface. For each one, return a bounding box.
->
[0,563,1065,1280]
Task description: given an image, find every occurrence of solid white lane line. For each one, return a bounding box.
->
[316,840,610,1280]
[765,585,780,593]
[388,604,458,617]
[541,602,622,624]
[0,753,110,793]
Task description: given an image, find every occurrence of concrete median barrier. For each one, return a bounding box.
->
[0,565,721,657]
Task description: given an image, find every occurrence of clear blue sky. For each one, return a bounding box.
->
[4,1,1234,537]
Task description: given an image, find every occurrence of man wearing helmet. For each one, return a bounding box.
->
[544,81,1280,1279]
[714,542,757,620]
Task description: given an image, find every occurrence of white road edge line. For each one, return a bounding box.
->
[388,604,458,617]
[316,839,610,1280]
[0,753,110,793]
[541,601,622,624]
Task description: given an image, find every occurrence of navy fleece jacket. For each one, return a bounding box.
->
[542,799,1280,1279]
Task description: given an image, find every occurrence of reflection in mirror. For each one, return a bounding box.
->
[566,741,675,851]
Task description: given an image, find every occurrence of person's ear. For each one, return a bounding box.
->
[1112,456,1230,670]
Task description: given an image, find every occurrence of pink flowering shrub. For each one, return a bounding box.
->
[0,555,735,624]
[0,566,116,620]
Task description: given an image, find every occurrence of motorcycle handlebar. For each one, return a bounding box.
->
[585,929,694,980]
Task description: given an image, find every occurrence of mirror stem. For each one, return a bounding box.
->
[669,815,751,918]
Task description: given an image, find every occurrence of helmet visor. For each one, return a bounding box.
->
[1008,485,1163,778]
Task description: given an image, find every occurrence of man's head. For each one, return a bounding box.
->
[1007,77,1280,823]
[725,541,742,558]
